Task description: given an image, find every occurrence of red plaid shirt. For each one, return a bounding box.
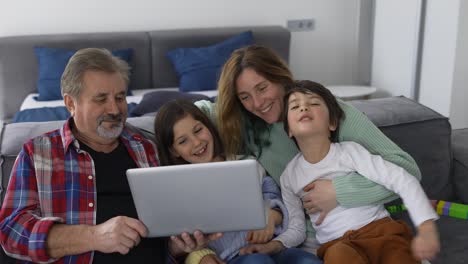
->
[0,119,178,263]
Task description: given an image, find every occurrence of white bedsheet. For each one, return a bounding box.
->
[20,88,217,111]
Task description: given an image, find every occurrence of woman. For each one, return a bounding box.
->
[195,45,421,252]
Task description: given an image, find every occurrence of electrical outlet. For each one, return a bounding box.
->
[287,19,315,32]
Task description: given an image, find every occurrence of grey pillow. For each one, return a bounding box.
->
[130,90,210,117]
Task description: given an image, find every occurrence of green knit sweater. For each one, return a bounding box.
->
[196,99,421,238]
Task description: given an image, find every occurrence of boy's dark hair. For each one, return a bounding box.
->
[154,99,225,166]
[282,80,345,144]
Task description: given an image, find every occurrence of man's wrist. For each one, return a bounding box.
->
[86,225,98,252]
[46,224,95,259]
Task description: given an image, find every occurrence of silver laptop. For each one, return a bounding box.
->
[126,159,267,237]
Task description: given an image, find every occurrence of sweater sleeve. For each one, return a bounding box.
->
[333,100,422,207]
[261,176,288,235]
[341,142,438,226]
[194,100,217,124]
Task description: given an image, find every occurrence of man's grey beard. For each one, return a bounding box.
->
[97,122,124,139]
[96,114,124,139]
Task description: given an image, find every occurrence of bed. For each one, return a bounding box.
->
[0,26,291,123]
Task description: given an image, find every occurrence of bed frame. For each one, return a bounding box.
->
[0,26,291,122]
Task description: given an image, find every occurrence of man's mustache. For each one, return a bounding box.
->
[98,114,123,124]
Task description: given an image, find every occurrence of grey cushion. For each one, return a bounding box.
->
[0,32,152,120]
[0,117,155,204]
[434,216,468,264]
[149,26,290,88]
[0,120,66,203]
[350,96,454,200]
[452,128,468,203]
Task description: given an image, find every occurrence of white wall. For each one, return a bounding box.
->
[419,0,468,129]
[371,0,422,98]
[418,1,460,117]
[450,0,468,129]
[0,0,367,86]
[372,0,468,129]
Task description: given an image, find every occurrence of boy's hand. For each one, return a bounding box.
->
[412,220,440,260]
[246,209,281,244]
[239,241,285,255]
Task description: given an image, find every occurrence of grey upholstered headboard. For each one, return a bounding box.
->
[149,26,290,88]
[0,32,152,122]
[0,26,290,121]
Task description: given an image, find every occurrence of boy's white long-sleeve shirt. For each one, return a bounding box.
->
[275,141,438,246]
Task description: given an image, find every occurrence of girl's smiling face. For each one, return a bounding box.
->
[171,114,216,164]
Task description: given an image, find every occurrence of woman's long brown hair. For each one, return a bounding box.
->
[216,45,293,157]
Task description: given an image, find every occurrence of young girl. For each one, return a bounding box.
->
[154,99,321,264]
[246,80,440,263]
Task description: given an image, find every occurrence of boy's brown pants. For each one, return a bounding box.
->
[317,217,421,264]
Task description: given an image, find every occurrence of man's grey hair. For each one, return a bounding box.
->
[61,48,130,99]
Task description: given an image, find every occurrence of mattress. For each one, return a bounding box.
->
[20,88,217,111]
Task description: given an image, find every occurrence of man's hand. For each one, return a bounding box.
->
[91,216,148,255]
[200,254,226,264]
[239,241,284,256]
[302,179,337,225]
[169,230,223,257]
[246,208,282,244]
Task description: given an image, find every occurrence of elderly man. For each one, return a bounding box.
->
[0,48,218,263]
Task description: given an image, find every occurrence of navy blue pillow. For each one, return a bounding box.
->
[167,31,254,92]
[130,91,210,117]
[34,47,133,101]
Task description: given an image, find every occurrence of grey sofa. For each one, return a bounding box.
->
[1,96,467,263]
[1,27,468,263]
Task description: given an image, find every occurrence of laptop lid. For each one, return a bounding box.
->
[126,159,267,237]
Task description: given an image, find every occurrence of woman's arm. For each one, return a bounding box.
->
[334,100,421,207]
